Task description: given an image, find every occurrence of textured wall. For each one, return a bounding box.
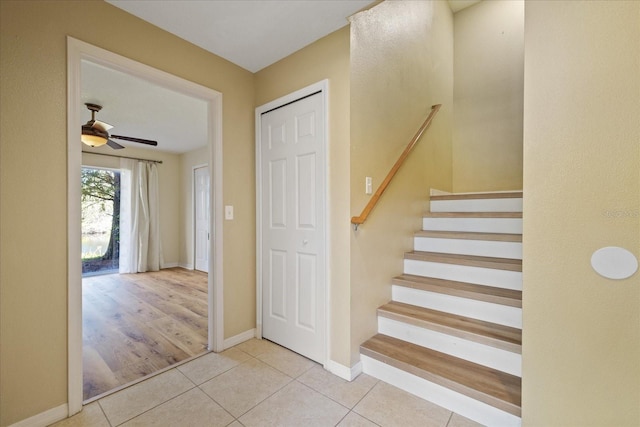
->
[522,1,640,425]
[453,0,524,192]
[349,0,454,365]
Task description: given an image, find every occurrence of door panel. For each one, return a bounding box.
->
[269,159,287,228]
[194,166,209,272]
[260,91,325,363]
[269,249,287,321]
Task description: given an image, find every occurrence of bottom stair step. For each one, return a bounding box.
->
[361,334,521,419]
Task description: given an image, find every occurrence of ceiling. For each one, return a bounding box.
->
[81,60,208,154]
[448,0,481,13]
[106,0,377,73]
[84,0,481,154]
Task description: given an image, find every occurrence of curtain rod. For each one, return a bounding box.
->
[82,151,163,164]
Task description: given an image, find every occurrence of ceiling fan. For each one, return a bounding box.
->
[81,103,158,150]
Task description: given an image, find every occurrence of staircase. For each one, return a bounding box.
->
[360,191,523,427]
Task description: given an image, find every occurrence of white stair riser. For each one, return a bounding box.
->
[378,317,521,376]
[361,355,521,427]
[414,237,522,260]
[430,198,523,213]
[404,259,522,291]
[392,285,522,328]
[423,217,522,234]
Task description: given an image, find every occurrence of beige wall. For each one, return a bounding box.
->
[522,1,639,426]
[0,1,255,425]
[349,0,454,365]
[179,146,209,269]
[453,0,524,192]
[254,27,352,366]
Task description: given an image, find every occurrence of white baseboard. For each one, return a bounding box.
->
[9,403,68,427]
[325,360,363,381]
[223,328,256,349]
[160,262,178,270]
[178,263,194,270]
[430,188,452,196]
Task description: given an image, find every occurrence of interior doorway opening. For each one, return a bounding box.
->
[68,37,224,414]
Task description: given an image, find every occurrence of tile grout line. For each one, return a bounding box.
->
[293,367,377,415]
[197,352,296,422]
[96,399,114,427]
[445,410,454,426]
[347,379,384,426]
[113,369,199,426]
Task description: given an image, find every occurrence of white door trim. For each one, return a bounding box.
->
[193,164,210,272]
[255,80,330,365]
[67,37,224,416]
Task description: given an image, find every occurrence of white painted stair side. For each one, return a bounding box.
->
[378,316,522,376]
[392,285,522,328]
[430,198,523,213]
[361,355,522,427]
[414,236,522,259]
[404,259,522,291]
[422,216,522,234]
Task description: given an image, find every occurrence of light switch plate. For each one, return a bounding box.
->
[225,205,234,220]
[365,177,373,195]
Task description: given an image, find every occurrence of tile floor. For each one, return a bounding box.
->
[53,339,482,427]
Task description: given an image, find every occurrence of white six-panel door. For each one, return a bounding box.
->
[194,166,210,273]
[259,91,326,363]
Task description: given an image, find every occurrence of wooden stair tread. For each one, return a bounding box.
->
[379,301,521,352]
[424,211,522,218]
[430,192,523,201]
[415,230,522,242]
[393,274,522,307]
[361,334,521,416]
[405,251,522,272]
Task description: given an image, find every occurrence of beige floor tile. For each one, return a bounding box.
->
[256,343,316,377]
[177,347,250,384]
[337,411,380,427]
[227,422,244,427]
[234,338,279,357]
[98,369,194,426]
[447,413,484,427]
[298,365,378,409]
[353,382,451,427]
[239,381,349,427]
[50,402,110,427]
[200,357,293,417]
[120,388,234,427]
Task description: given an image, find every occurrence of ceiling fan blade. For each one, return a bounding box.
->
[92,120,113,132]
[111,134,158,146]
[106,139,125,150]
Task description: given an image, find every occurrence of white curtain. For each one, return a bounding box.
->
[119,159,164,273]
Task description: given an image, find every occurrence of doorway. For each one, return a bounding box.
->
[67,37,224,415]
[194,166,210,273]
[255,81,328,365]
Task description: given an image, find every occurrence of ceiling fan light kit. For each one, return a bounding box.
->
[81,103,158,150]
[80,133,108,147]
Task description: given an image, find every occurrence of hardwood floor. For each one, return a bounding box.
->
[82,268,208,401]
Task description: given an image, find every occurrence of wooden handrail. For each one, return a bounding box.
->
[351,104,442,229]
